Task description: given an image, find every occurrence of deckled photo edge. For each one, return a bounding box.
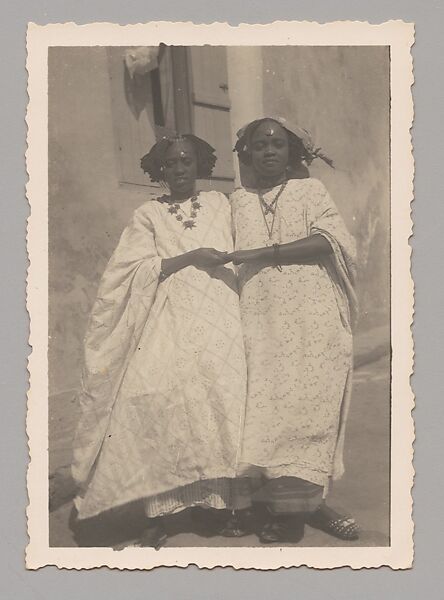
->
[25,20,415,570]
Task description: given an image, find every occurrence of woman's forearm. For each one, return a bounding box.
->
[161,252,193,277]
[276,235,332,264]
[239,235,332,266]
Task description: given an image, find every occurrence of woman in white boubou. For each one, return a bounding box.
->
[226,117,360,544]
[72,133,247,548]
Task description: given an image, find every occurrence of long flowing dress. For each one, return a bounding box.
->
[72,191,247,520]
[230,178,357,511]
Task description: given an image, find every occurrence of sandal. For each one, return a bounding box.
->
[259,515,304,544]
[307,507,360,541]
[136,522,168,550]
[219,509,255,538]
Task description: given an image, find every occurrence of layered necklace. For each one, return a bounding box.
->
[163,193,202,230]
[258,180,287,240]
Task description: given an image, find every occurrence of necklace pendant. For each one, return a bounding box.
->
[258,180,288,240]
[167,193,201,228]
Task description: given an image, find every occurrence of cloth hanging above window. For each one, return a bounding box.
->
[124,47,159,79]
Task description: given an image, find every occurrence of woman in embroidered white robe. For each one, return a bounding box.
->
[72,134,247,547]
[228,117,359,544]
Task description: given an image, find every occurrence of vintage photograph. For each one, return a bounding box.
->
[26,21,414,570]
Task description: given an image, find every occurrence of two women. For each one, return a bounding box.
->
[72,118,358,546]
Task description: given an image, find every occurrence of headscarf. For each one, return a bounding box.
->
[234,116,334,169]
[141,133,217,182]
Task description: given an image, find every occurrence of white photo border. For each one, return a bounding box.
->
[26,20,414,570]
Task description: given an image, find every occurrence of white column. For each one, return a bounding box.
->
[227,47,264,186]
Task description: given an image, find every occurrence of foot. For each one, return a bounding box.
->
[137,521,168,550]
[218,509,255,538]
[259,515,304,544]
[190,507,225,537]
[307,505,359,541]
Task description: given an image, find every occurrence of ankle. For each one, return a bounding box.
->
[147,516,164,529]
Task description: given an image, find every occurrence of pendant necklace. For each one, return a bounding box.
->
[258,180,287,240]
[164,193,202,230]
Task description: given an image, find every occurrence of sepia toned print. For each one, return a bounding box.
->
[26,20,414,569]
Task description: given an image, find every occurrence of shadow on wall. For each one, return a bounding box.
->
[354,181,390,329]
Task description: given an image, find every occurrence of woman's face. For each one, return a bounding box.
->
[250,120,289,179]
[162,140,198,196]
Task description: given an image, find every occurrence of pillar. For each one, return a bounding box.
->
[227,47,264,186]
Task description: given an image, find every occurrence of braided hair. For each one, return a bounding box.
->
[141,134,217,183]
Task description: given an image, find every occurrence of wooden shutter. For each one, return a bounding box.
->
[187,47,235,193]
[107,47,175,189]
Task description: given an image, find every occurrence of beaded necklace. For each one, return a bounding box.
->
[162,193,202,230]
[258,180,287,240]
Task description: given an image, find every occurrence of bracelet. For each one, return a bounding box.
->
[272,243,283,272]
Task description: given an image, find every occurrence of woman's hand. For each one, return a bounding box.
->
[161,248,230,279]
[188,248,231,269]
[226,248,267,265]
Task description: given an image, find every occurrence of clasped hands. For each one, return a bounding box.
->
[188,247,258,268]
[190,248,260,268]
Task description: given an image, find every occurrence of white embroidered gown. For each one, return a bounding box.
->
[230,178,357,491]
[72,191,247,519]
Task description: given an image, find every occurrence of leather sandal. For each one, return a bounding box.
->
[218,509,255,537]
[307,508,359,541]
[137,523,168,550]
[259,515,304,544]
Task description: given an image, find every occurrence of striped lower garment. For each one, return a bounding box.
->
[143,475,323,518]
[232,476,324,514]
[143,478,230,518]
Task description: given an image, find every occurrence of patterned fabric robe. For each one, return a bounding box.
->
[230,178,357,492]
[72,191,247,519]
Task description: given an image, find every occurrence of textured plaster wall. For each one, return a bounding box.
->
[262,46,390,332]
[48,47,157,393]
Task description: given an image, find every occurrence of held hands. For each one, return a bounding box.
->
[188,247,268,269]
[188,248,232,269]
[225,249,262,265]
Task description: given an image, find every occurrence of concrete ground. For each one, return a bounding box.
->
[49,327,390,548]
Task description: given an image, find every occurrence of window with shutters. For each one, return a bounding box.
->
[107,46,235,193]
